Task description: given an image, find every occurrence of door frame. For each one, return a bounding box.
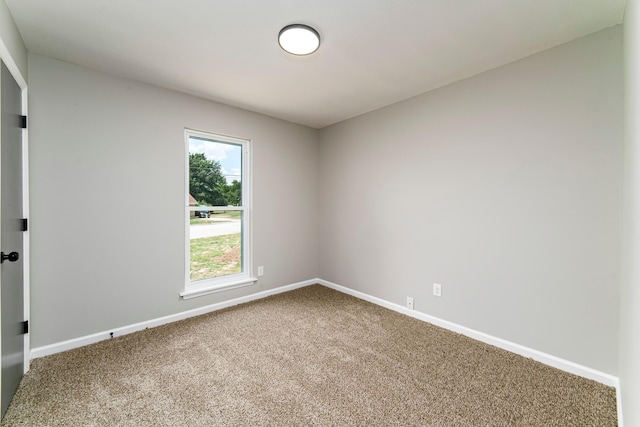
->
[0,47,29,376]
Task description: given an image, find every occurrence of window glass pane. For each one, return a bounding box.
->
[189,210,243,282]
[188,136,242,207]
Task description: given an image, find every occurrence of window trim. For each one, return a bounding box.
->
[181,129,255,299]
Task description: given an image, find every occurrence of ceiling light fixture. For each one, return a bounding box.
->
[278,24,320,56]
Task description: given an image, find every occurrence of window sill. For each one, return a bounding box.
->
[181,276,257,300]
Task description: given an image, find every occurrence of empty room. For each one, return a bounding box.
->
[0,0,639,425]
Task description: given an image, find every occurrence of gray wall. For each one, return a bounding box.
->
[621,0,640,423]
[319,27,623,375]
[28,53,319,348]
[26,22,626,380]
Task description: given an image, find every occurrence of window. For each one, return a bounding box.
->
[181,129,253,299]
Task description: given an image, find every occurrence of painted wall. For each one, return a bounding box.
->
[621,0,640,424]
[24,14,626,385]
[0,0,26,84]
[27,53,319,348]
[319,27,623,375]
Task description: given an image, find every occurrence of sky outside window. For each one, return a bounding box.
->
[189,136,242,185]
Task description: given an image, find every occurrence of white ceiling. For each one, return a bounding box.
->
[6,0,626,129]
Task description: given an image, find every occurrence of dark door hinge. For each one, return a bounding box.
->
[21,320,28,334]
[21,218,28,232]
[19,115,27,129]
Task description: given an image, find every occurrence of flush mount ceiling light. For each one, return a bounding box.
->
[278,24,320,55]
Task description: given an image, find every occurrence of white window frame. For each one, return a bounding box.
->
[181,129,254,299]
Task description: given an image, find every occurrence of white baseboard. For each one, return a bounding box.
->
[31,277,621,410]
[30,279,316,360]
[316,278,620,390]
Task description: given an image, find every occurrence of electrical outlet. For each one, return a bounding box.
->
[406,297,414,310]
[257,266,264,276]
[433,283,442,297]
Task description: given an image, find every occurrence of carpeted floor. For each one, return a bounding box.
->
[2,285,617,426]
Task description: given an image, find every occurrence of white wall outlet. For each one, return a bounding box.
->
[406,297,414,310]
[433,283,442,297]
[257,266,264,276]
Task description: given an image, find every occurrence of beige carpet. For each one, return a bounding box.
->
[2,285,617,426]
